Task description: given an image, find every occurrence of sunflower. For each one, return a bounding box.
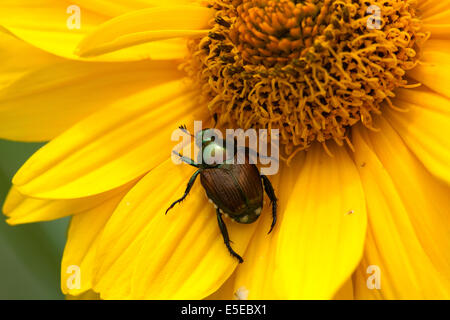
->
[1,0,449,300]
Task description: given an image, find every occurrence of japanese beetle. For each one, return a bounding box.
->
[166,126,277,263]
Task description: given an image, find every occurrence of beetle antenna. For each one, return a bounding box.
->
[179,124,194,137]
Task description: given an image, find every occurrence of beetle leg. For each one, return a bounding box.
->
[173,151,203,168]
[165,170,201,214]
[178,125,195,137]
[216,208,244,263]
[261,175,277,234]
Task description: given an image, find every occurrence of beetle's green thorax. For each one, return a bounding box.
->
[195,128,221,148]
[196,128,233,165]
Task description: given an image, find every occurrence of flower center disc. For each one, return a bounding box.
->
[184,0,427,160]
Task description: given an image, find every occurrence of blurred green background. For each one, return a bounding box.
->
[0,139,69,299]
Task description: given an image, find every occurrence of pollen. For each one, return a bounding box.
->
[183,0,428,161]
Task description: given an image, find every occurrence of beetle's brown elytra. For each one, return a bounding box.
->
[166,127,277,263]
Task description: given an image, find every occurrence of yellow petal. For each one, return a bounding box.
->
[72,0,192,17]
[91,38,191,61]
[333,278,354,300]
[420,2,450,39]
[0,29,58,91]
[0,59,183,141]
[352,119,450,299]
[231,143,367,299]
[408,40,450,99]
[419,0,450,19]
[212,266,356,300]
[385,90,450,185]
[12,80,209,199]
[417,39,450,60]
[93,159,257,299]
[0,0,189,61]
[3,180,136,225]
[66,290,100,300]
[275,143,367,299]
[395,86,450,114]
[205,273,238,300]
[61,188,130,296]
[76,5,213,57]
[0,0,106,59]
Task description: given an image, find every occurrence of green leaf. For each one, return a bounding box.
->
[0,139,69,299]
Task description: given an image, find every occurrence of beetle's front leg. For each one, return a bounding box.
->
[261,175,277,234]
[216,208,244,263]
[165,170,201,214]
[173,151,203,168]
